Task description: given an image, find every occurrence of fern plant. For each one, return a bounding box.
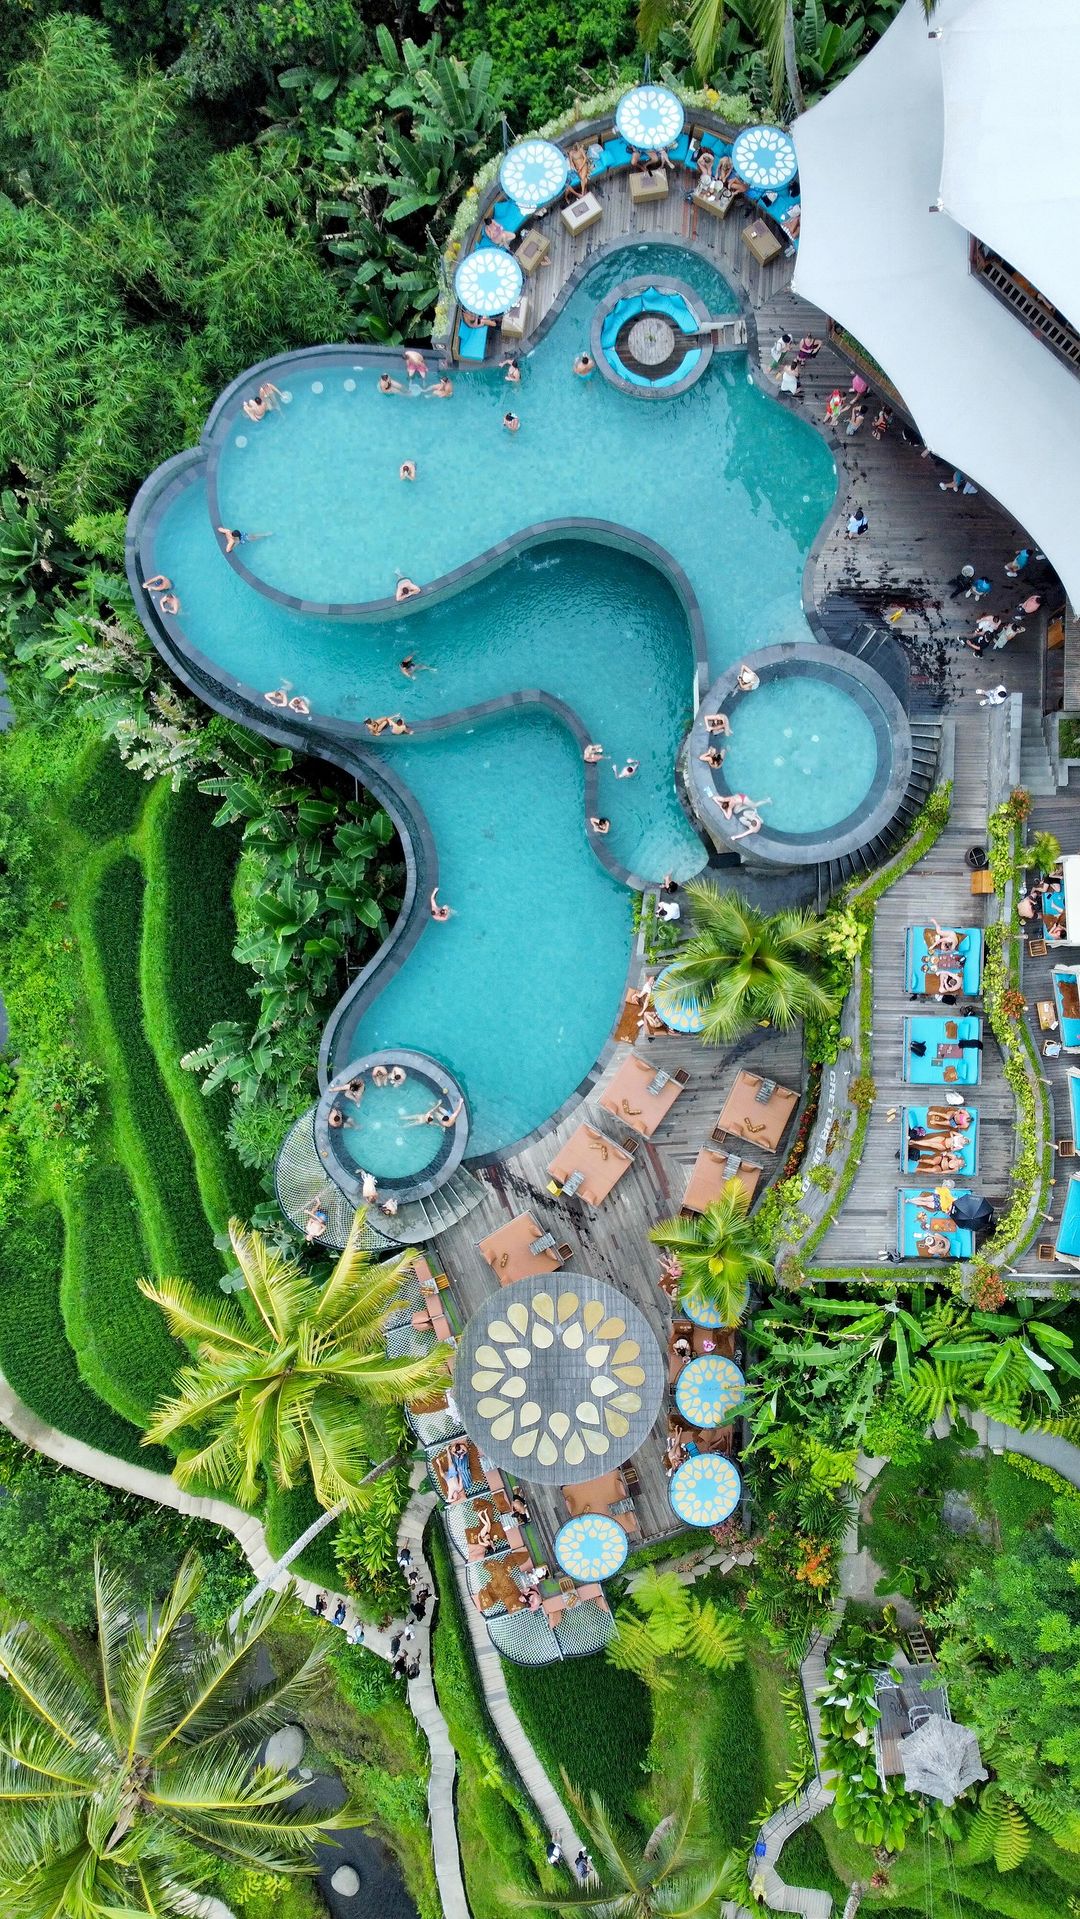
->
[607,1568,744,1689]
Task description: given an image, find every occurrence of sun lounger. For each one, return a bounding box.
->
[600,1054,686,1137]
[478,1211,561,1284]
[683,1145,762,1214]
[904,925,983,997]
[896,1188,974,1259]
[714,1071,797,1151]
[1053,968,1080,1050]
[902,1106,978,1175]
[903,1016,982,1084]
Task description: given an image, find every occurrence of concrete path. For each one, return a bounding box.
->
[0,1370,470,1919]
[752,1783,836,1918]
[449,1550,583,1858]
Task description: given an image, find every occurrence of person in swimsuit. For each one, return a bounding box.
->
[703,713,731,735]
[288,696,310,715]
[429,377,454,397]
[917,1232,952,1258]
[142,574,171,592]
[699,745,725,768]
[615,760,638,778]
[712,792,750,819]
[264,689,288,707]
[159,593,181,615]
[388,1066,407,1087]
[365,716,390,735]
[216,527,271,553]
[567,142,590,196]
[399,461,416,481]
[573,354,595,377]
[736,665,759,692]
[430,888,453,921]
[590,817,610,835]
[583,742,604,762]
[395,577,421,601]
[386,715,411,733]
[501,358,521,383]
[403,348,427,380]
[378,373,404,394]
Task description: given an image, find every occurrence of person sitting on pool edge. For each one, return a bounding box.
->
[711,791,750,819]
[430,887,453,921]
[731,801,769,841]
[395,575,421,601]
[703,712,731,735]
[388,1065,407,1086]
[583,742,604,762]
[700,744,725,768]
[736,664,759,693]
[590,817,610,835]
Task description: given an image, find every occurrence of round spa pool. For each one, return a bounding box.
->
[315,1049,469,1204]
[688,644,913,867]
[591,275,714,397]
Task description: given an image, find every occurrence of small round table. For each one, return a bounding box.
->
[675,1354,745,1428]
[554,1513,629,1582]
[669,1454,742,1527]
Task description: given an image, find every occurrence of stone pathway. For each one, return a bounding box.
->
[0,1370,470,1919]
[448,1550,583,1859]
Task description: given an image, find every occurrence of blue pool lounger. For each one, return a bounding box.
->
[903,1016,982,1085]
[904,925,983,997]
[897,1188,974,1260]
[1055,1173,1080,1268]
[1052,967,1080,1052]
[902,1105,978,1176]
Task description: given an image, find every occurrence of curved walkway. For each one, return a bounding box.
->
[0,1370,470,1919]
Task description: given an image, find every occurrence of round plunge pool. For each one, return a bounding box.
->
[315,1049,469,1205]
[689,644,913,866]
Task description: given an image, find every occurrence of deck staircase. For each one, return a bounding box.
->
[1019,699,1057,796]
[377,1167,488,1244]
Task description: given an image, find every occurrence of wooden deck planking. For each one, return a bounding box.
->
[437,1020,802,1547]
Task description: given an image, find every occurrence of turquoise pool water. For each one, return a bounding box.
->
[719,679,880,833]
[332,1075,448,1180]
[143,241,837,1157]
[332,711,629,1158]
[212,243,834,668]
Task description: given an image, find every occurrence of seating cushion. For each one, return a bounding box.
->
[603,136,635,169]
[700,132,732,159]
[457,323,489,364]
[492,198,528,234]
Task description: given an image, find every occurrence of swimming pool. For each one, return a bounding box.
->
[133,241,838,1160]
[719,677,879,833]
[331,1075,448,1181]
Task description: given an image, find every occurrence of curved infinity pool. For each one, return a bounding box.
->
[139,242,836,1158]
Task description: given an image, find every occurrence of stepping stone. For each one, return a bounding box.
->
[331,1865,361,1896]
[264,1723,304,1770]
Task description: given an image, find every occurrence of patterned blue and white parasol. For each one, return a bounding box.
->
[454,247,524,318]
[669,1453,741,1526]
[553,1512,628,1581]
[731,124,798,189]
[499,139,570,211]
[615,84,684,152]
[653,964,704,1034]
[675,1354,746,1428]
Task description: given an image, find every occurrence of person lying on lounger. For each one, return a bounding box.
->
[911,1150,964,1174]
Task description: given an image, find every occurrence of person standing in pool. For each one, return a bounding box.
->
[573,354,595,377]
[583,742,605,762]
[403,349,427,382]
[388,1066,406,1086]
[378,373,404,394]
[615,760,638,778]
[430,888,453,921]
[503,411,520,433]
[400,461,416,481]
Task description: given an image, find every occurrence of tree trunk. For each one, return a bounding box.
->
[236,1453,402,1619]
[784,2,806,116]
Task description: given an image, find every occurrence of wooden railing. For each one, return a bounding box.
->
[972,243,1080,376]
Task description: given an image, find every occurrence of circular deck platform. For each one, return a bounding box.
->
[590,275,714,398]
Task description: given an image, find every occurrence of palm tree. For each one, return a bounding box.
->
[661,880,836,1044]
[511,1766,746,1915]
[140,1210,448,1533]
[686,0,804,109]
[0,1551,350,1918]
[650,1180,772,1322]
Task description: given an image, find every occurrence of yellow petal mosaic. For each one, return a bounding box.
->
[456,1272,664,1484]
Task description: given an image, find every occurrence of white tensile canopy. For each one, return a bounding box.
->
[792,0,1080,610]
[900,1714,988,1805]
[938,0,1080,334]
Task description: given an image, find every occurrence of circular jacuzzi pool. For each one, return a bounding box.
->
[316,1049,468,1204]
[591,275,714,397]
[688,644,913,867]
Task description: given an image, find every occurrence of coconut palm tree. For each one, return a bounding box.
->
[0,1551,349,1919]
[510,1765,746,1915]
[140,1210,448,1530]
[661,880,836,1044]
[650,1179,772,1322]
[685,0,805,108]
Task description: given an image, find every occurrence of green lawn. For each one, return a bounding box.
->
[503,1633,653,1821]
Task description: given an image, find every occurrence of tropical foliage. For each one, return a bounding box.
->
[746,1289,1080,1446]
[141,1211,448,1511]
[649,1178,772,1323]
[0,1551,348,1918]
[512,1766,747,1915]
[662,881,837,1045]
[606,1568,745,1688]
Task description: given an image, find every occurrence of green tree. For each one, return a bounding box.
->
[649,1179,771,1323]
[512,1766,747,1914]
[140,1210,447,1525]
[0,1449,185,1630]
[0,1551,349,1917]
[660,881,836,1044]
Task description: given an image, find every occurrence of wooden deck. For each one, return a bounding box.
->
[479,167,795,356]
[437,1019,802,1548]
[430,171,1072,1540]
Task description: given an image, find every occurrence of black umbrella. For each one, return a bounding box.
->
[950,1193,994,1230]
